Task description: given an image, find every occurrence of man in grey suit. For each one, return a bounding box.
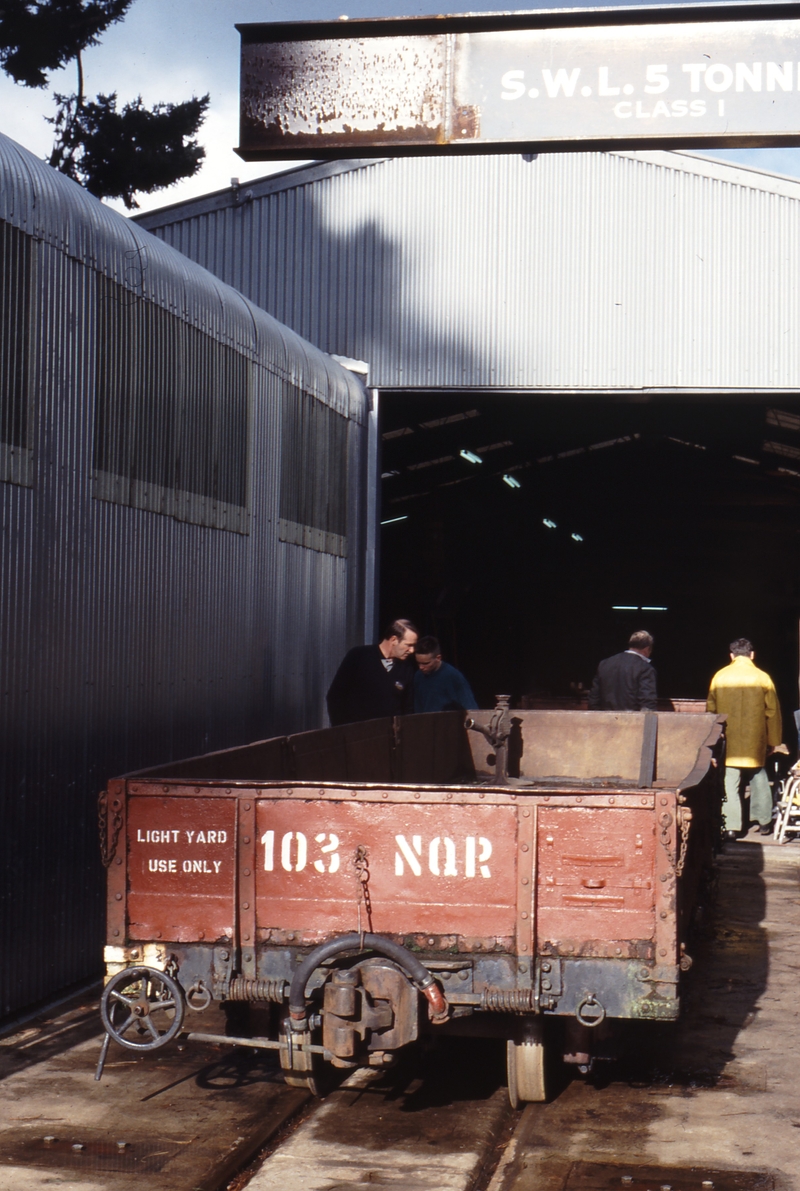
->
[588,631,657,711]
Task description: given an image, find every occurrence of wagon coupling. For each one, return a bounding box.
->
[289,931,448,1026]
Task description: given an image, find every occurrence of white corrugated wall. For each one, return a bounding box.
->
[138,150,800,392]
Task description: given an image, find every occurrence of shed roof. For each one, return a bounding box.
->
[0,132,363,417]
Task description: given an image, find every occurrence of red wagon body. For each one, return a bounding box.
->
[98,707,724,1101]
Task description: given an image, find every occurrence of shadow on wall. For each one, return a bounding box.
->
[209,164,495,392]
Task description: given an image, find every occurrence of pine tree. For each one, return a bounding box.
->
[0,0,209,208]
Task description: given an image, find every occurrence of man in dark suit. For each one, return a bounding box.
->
[326,619,418,727]
[588,631,657,711]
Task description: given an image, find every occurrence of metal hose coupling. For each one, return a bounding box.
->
[288,931,449,1027]
[419,975,449,1023]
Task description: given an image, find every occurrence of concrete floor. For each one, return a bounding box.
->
[488,840,800,1191]
[0,1002,306,1190]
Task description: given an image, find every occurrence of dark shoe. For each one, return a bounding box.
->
[759,823,773,836]
[724,830,739,842]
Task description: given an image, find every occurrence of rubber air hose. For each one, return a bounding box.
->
[288,931,446,1023]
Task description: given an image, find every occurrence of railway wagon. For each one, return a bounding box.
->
[97,704,724,1102]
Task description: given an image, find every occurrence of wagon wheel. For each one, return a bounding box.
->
[507,1018,546,1106]
[100,966,185,1052]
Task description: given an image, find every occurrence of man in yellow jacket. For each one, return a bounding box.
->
[706,638,783,840]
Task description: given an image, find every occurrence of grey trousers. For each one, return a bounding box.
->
[723,766,773,832]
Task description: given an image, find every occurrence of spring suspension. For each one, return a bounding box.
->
[481,987,534,1013]
[218,977,287,1003]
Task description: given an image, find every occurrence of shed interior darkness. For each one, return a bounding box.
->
[378,396,800,739]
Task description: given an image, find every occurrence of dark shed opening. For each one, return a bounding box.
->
[379,394,800,739]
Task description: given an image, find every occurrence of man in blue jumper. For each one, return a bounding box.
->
[413,636,477,713]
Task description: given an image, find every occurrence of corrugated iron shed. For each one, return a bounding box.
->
[137,150,800,393]
[0,133,373,1018]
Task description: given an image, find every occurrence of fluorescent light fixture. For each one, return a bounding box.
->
[502,474,521,488]
[641,606,668,612]
[460,449,483,464]
[380,515,408,526]
[612,605,639,611]
[542,518,557,529]
[571,533,583,542]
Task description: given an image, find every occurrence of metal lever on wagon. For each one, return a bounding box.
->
[465,695,512,784]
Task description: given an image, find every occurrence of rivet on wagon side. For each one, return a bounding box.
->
[244,802,251,811]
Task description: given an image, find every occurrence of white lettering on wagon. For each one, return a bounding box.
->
[181,859,223,874]
[260,830,341,874]
[394,835,492,878]
[147,859,222,873]
[136,829,227,844]
[257,830,494,878]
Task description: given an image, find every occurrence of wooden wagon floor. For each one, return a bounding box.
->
[0,838,797,1191]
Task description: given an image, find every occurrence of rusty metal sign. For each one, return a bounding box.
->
[237,6,800,158]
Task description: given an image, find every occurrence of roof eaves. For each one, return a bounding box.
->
[132,158,386,229]
[612,148,800,199]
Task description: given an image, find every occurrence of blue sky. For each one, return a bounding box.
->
[2,0,800,212]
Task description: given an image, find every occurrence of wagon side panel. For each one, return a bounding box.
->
[254,799,519,942]
[125,792,238,942]
[536,804,657,954]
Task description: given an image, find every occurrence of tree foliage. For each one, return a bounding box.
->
[0,0,209,207]
[49,91,209,207]
[0,0,131,87]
